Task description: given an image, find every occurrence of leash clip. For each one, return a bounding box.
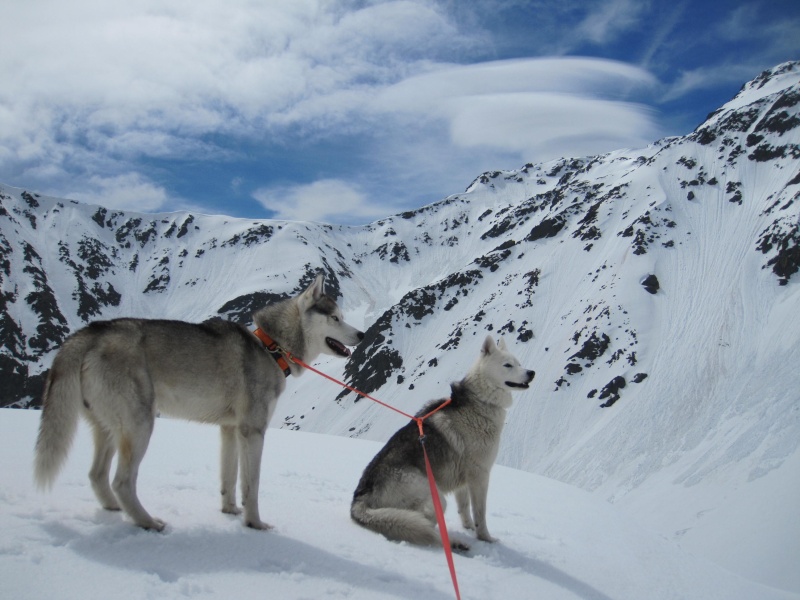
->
[252,328,293,378]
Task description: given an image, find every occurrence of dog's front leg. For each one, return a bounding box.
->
[237,424,272,530]
[469,474,497,543]
[220,425,241,515]
[455,487,475,530]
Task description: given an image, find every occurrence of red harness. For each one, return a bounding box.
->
[252,328,292,378]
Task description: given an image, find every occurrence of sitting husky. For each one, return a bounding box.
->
[351,336,534,549]
[34,273,363,531]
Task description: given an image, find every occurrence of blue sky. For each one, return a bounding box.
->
[1,0,799,224]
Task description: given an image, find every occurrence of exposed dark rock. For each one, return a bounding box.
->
[749,143,800,162]
[641,274,660,294]
[599,376,627,408]
[92,207,108,228]
[374,241,410,263]
[526,214,567,242]
[474,241,514,271]
[21,191,40,208]
[23,243,70,354]
[217,291,290,323]
[177,215,195,238]
[337,337,403,403]
[77,237,114,280]
[517,325,534,343]
[222,224,274,247]
[757,221,800,285]
[569,331,611,362]
[727,181,744,205]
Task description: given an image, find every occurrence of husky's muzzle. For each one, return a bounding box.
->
[506,370,535,389]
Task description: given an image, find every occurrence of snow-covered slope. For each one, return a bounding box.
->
[1,409,797,600]
[1,62,799,591]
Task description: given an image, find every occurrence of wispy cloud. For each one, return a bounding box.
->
[575,0,650,46]
[662,65,757,103]
[638,1,688,70]
[717,3,800,61]
[660,3,800,103]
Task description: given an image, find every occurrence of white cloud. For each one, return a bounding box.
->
[0,1,668,224]
[65,173,171,213]
[373,57,656,109]
[370,57,660,161]
[252,179,388,225]
[0,2,444,220]
[0,1,465,184]
[447,92,657,161]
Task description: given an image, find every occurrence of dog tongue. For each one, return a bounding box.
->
[326,338,351,357]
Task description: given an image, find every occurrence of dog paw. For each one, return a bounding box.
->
[451,540,471,553]
[477,532,498,543]
[142,518,167,532]
[222,505,243,516]
[245,519,274,531]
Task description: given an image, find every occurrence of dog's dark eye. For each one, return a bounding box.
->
[504,363,512,368]
[331,315,340,322]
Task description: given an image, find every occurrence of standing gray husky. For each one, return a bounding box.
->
[351,336,534,550]
[34,273,363,531]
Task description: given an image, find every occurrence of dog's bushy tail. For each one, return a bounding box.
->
[34,333,88,489]
[351,499,441,546]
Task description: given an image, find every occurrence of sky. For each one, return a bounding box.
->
[1,0,799,225]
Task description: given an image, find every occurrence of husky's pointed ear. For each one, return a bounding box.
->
[497,337,508,351]
[299,273,325,309]
[310,272,325,299]
[482,335,497,355]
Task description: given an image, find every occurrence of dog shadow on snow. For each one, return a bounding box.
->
[468,542,615,600]
[39,517,453,600]
[40,517,612,600]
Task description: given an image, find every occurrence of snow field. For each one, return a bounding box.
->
[2,410,796,600]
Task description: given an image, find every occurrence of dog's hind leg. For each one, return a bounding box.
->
[112,418,165,531]
[237,423,271,530]
[87,419,120,511]
[220,425,241,515]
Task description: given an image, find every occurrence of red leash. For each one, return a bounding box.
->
[279,347,462,600]
[418,422,462,600]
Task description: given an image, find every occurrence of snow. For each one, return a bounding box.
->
[1,409,797,600]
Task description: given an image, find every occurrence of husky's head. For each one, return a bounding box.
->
[475,335,535,393]
[298,273,364,359]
